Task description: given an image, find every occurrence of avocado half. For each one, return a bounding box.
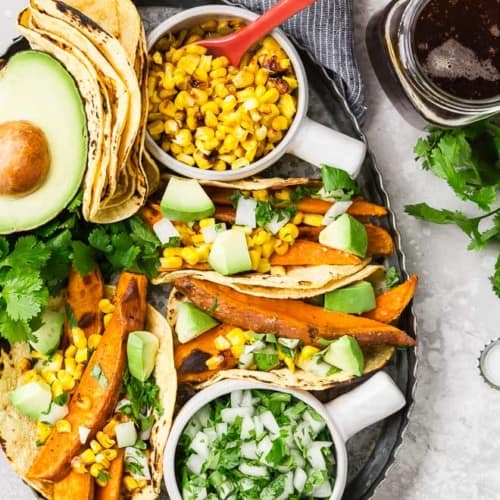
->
[0,51,87,234]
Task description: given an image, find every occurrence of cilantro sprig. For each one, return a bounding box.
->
[406,119,500,298]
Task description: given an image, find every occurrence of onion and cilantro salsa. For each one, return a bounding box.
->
[177,389,335,499]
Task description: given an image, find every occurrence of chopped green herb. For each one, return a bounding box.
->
[290,184,318,203]
[208,297,218,314]
[165,236,181,248]
[65,304,78,329]
[53,392,69,406]
[385,267,401,288]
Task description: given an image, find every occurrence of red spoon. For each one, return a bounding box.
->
[195,0,318,67]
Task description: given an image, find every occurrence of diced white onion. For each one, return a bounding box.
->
[78,425,91,445]
[322,200,353,225]
[260,411,279,435]
[153,218,180,244]
[265,213,290,235]
[238,352,254,369]
[241,441,258,460]
[235,197,257,228]
[240,415,255,440]
[221,407,253,423]
[294,466,307,491]
[186,453,204,475]
[39,403,68,425]
[115,422,138,448]
[230,390,243,408]
[306,443,327,470]
[303,410,327,437]
[190,431,210,459]
[125,447,151,480]
[313,479,333,498]
[216,422,228,437]
[240,390,254,408]
[238,463,268,477]
[257,435,272,459]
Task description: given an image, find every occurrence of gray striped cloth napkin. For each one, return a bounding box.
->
[225,0,366,123]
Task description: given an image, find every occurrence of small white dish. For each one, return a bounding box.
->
[163,371,406,500]
[146,5,367,181]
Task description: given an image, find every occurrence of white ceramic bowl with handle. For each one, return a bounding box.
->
[146,5,367,181]
[164,371,406,499]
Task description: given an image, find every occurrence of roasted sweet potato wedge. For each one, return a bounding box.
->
[365,224,395,256]
[95,449,124,500]
[53,470,94,500]
[65,267,105,340]
[269,239,362,266]
[364,275,418,323]
[174,277,416,347]
[28,273,148,482]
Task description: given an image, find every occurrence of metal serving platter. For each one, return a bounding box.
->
[1,1,417,499]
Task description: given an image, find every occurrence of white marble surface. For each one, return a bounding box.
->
[1,1,499,499]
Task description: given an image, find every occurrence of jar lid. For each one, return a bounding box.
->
[478,339,500,390]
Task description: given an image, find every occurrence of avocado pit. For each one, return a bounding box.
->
[0,120,50,197]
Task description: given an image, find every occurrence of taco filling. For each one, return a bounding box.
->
[0,269,176,499]
[169,275,417,390]
[143,166,394,294]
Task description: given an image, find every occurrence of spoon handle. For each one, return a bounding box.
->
[235,0,317,51]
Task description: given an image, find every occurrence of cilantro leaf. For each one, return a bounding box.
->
[0,309,30,343]
[385,266,401,288]
[72,241,96,276]
[290,184,318,203]
[491,255,500,298]
[1,236,51,270]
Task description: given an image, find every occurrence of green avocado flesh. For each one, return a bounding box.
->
[319,213,368,257]
[161,177,215,222]
[208,229,252,276]
[29,310,64,354]
[176,302,219,344]
[324,281,376,314]
[127,331,159,382]
[323,336,364,376]
[10,381,52,419]
[0,51,87,234]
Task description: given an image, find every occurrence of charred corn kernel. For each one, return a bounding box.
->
[227,328,246,347]
[51,379,64,397]
[97,431,115,449]
[95,453,110,469]
[210,67,227,79]
[261,88,280,104]
[170,143,183,155]
[65,345,77,358]
[257,258,271,273]
[41,368,56,384]
[253,229,272,245]
[233,70,254,88]
[75,395,92,410]
[279,223,299,242]
[278,94,297,118]
[274,240,289,255]
[252,189,268,202]
[103,313,113,328]
[272,116,289,131]
[88,334,102,350]
[303,214,324,227]
[90,463,104,478]
[56,419,72,433]
[74,364,84,381]
[214,82,230,98]
[267,129,283,143]
[300,345,320,361]
[191,234,205,246]
[213,160,227,171]
[255,125,268,141]
[195,244,211,261]
[152,51,162,65]
[90,440,103,454]
[206,354,225,370]
[191,88,209,105]
[194,150,213,169]
[201,101,220,114]
[148,120,164,136]
[176,153,195,166]
[72,328,87,349]
[180,247,200,266]
[205,111,219,129]
[212,56,229,69]
[103,419,119,437]
[199,218,215,228]
[102,449,118,461]
[37,422,52,445]
[195,126,215,141]
[174,90,195,109]
[58,371,76,391]
[214,335,231,351]
[31,350,45,360]
[64,356,77,372]
[80,449,97,465]
[270,265,286,276]
[249,248,262,270]
[23,369,40,383]
[221,95,237,112]
[173,128,192,146]
[292,211,304,225]
[220,134,238,153]
[46,352,63,371]
[17,358,31,372]
[75,348,89,364]
[255,67,269,86]
[177,54,200,74]
[232,158,250,169]
[262,241,274,259]
[274,189,291,201]
[164,119,179,134]
[124,476,140,492]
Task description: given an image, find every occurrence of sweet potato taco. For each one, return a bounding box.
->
[167,274,417,391]
[0,271,176,499]
[146,169,395,298]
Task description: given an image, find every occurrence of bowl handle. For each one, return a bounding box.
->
[324,372,406,442]
[286,116,366,178]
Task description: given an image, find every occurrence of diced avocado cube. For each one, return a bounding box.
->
[160,177,215,222]
[323,336,364,376]
[319,213,368,257]
[324,281,376,314]
[29,309,64,354]
[176,302,219,344]
[208,229,252,276]
[10,381,52,419]
[127,331,160,382]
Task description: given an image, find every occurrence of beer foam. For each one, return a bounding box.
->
[423,38,500,82]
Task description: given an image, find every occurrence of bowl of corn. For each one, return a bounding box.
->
[146,5,366,181]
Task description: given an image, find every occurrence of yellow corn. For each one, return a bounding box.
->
[37,422,52,445]
[96,474,109,488]
[75,348,88,364]
[181,247,200,266]
[17,357,31,372]
[103,419,119,437]
[199,218,215,228]
[80,449,97,465]
[90,463,104,479]
[72,328,87,349]
[31,350,45,360]
[283,355,295,373]
[177,54,200,74]
[252,189,268,202]
[58,371,75,391]
[206,354,225,370]
[196,244,211,261]
[102,449,118,461]
[88,334,102,350]
[103,313,113,329]
[262,241,274,259]
[90,440,103,454]
[74,364,84,381]
[124,475,140,492]
[226,328,246,347]
[233,70,254,88]
[98,298,115,314]
[65,345,77,358]
[75,395,92,410]
[249,248,262,270]
[56,419,72,433]
[292,211,304,225]
[41,368,56,384]
[253,229,271,245]
[64,357,77,375]
[257,258,271,273]
[214,335,231,351]
[232,158,250,169]
[95,453,110,469]
[272,116,289,131]
[274,240,289,255]
[303,214,324,227]
[191,234,205,246]
[96,431,115,449]
[261,88,280,104]
[278,223,299,243]
[300,345,320,361]
[270,265,286,276]
[51,380,64,397]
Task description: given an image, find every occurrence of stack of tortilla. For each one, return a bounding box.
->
[17,0,159,223]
